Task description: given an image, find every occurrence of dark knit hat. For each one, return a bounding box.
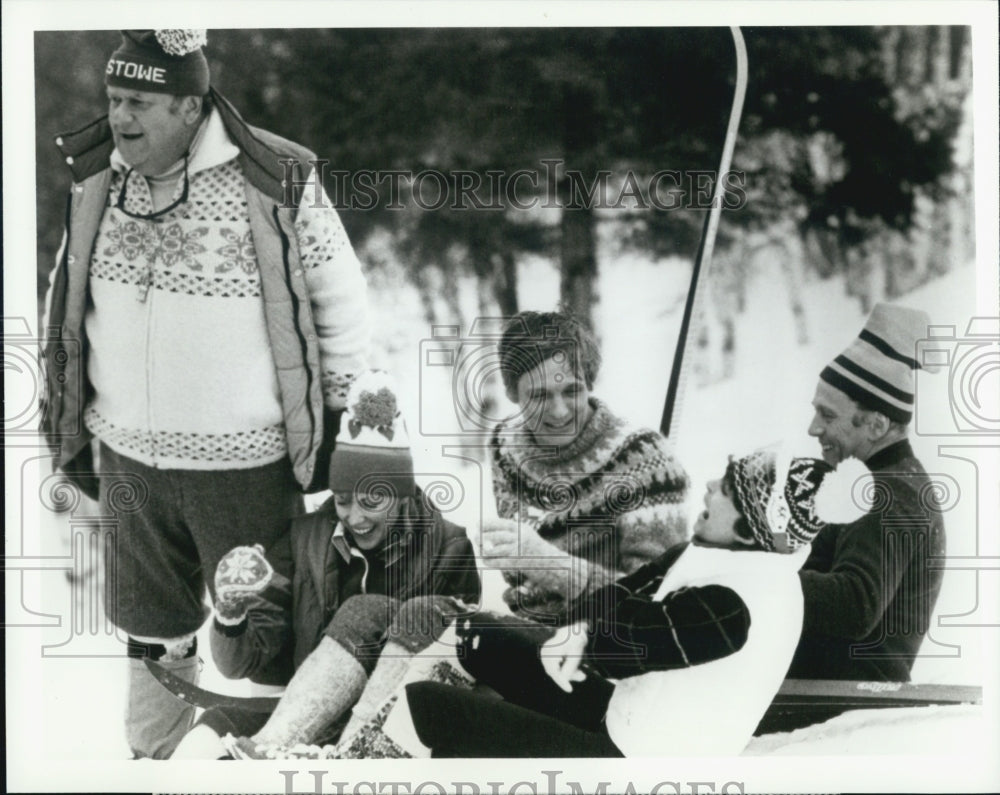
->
[105,30,210,96]
[727,449,834,552]
[820,302,933,424]
[328,371,415,499]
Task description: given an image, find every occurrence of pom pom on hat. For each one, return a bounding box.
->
[345,370,400,437]
[329,370,415,498]
[813,457,874,525]
[155,29,208,57]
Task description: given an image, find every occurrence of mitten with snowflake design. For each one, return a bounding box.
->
[214,544,274,625]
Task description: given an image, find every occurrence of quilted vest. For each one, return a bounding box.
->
[42,88,326,491]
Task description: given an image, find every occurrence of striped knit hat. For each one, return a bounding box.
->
[105,30,210,96]
[328,370,415,498]
[727,449,833,553]
[819,303,931,423]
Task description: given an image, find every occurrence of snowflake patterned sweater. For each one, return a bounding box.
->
[83,108,369,469]
[490,398,690,614]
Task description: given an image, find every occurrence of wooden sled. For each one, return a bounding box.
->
[146,658,982,740]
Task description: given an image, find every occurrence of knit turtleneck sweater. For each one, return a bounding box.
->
[790,438,946,681]
[490,398,690,613]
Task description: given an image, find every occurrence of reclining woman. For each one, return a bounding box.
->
[171,371,480,759]
[406,447,853,757]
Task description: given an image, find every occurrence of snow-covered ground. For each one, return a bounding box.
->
[744,703,986,756]
[23,244,995,764]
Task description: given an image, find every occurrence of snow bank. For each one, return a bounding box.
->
[744,704,985,755]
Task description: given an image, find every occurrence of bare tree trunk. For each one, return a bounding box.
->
[409,266,440,327]
[558,85,599,329]
[949,27,970,81]
[559,201,598,326]
[931,26,950,85]
[899,27,929,89]
[440,263,465,328]
[881,26,901,83]
[492,251,519,317]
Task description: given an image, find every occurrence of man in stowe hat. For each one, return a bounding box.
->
[40,30,371,757]
[789,302,947,681]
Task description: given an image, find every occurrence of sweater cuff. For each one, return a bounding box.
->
[213,614,248,635]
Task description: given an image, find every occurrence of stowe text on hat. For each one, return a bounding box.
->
[105,29,209,97]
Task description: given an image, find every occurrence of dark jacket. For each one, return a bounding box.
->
[790,439,947,681]
[211,487,481,685]
[568,542,751,679]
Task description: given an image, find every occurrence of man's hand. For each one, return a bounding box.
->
[481,519,587,603]
[540,621,590,692]
[480,518,526,571]
[214,544,274,623]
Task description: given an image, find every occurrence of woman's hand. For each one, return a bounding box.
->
[539,621,590,693]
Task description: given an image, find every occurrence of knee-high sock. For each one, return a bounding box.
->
[253,637,366,747]
[127,654,199,759]
[339,641,414,743]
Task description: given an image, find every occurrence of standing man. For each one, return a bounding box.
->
[41,30,370,758]
[789,303,946,681]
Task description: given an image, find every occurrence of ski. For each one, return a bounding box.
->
[660,26,749,439]
[772,678,982,707]
[143,658,281,713]
[755,678,982,735]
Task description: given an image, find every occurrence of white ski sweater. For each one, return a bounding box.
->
[83,109,369,470]
[605,542,809,756]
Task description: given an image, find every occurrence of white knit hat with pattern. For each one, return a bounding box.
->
[727,449,834,552]
[328,370,415,498]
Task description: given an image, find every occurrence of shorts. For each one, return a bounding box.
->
[99,443,304,638]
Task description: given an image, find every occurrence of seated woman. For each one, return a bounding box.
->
[170,371,480,759]
[406,447,857,757]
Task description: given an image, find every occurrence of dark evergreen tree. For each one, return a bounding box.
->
[35,27,968,329]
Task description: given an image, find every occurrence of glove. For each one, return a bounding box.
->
[214,544,274,624]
